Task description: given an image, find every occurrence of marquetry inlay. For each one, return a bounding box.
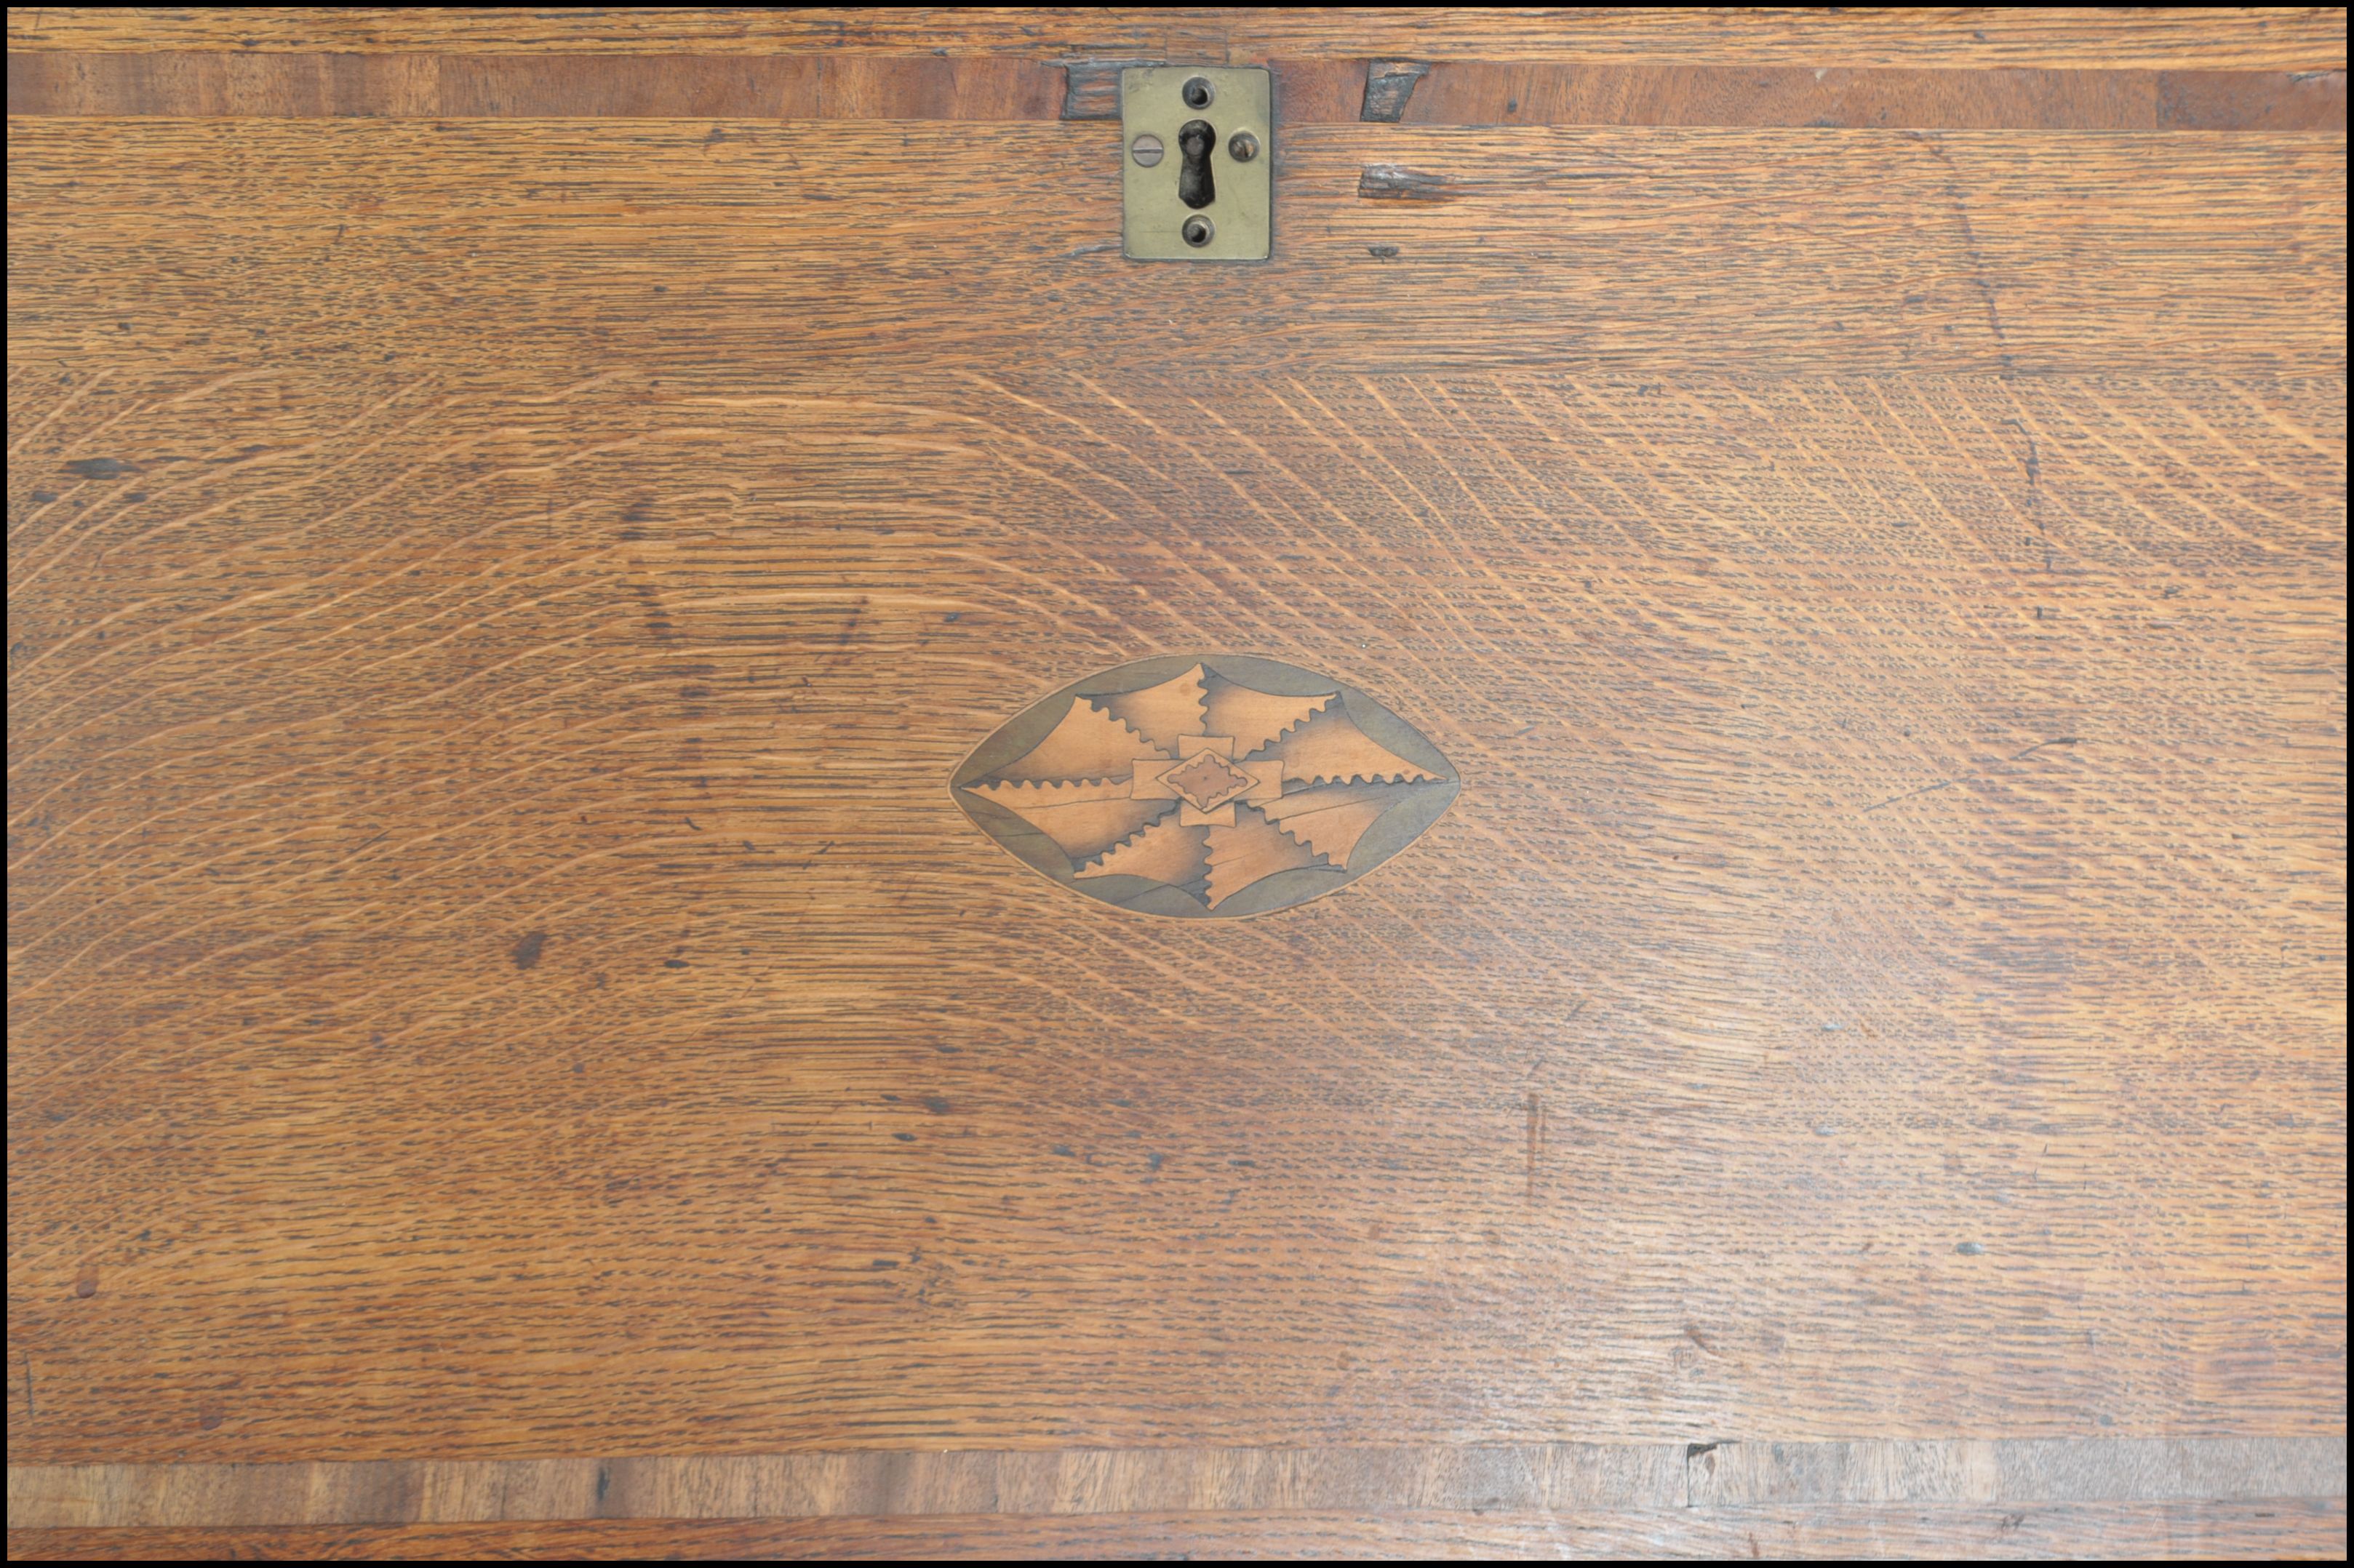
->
[952,656,1457,918]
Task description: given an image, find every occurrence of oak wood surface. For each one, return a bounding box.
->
[7,4,2345,1560]
[7,7,2347,70]
[9,360,2340,1455]
[5,121,2343,380]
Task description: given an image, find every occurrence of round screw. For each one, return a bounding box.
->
[1226,130,1259,163]
[1181,215,1216,247]
[1181,76,1215,109]
[1130,133,1164,167]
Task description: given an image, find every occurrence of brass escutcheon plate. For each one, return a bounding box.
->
[1121,66,1272,261]
[952,655,1456,918]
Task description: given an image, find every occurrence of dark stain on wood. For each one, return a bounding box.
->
[1360,59,1432,121]
[1060,59,1157,120]
[511,931,548,970]
[1356,164,1459,201]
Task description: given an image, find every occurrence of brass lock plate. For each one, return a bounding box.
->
[1121,67,1271,261]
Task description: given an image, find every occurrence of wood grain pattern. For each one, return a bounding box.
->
[10,1502,2350,1561]
[1386,61,2348,130]
[7,7,2345,70]
[9,359,2341,1463]
[10,52,2339,131]
[4,121,2343,380]
[7,6,2345,1560]
[9,1438,2342,1527]
[2,52,1074,121]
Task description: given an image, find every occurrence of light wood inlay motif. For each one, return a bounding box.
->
[952,656,1459,917]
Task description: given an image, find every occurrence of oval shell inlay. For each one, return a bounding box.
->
[952,655,1459,919]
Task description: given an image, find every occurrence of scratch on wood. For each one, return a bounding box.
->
[1862,777,1958,815]
[1917,135,2013,369]
[2001,415,2046,545]
[1525,1091,1544,1200]
[1862,738,2082,815]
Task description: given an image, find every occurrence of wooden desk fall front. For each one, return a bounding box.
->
[5,8,2346,1560]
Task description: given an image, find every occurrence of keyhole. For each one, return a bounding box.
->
[1177,119,1216,210]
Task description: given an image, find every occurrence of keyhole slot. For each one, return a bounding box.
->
[1176,119,1216,210]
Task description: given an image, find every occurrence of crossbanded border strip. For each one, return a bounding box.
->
[8,1436,2345,1529]
[5,55,2344,130]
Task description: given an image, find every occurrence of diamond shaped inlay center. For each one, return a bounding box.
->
[1159,749,1255,812]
